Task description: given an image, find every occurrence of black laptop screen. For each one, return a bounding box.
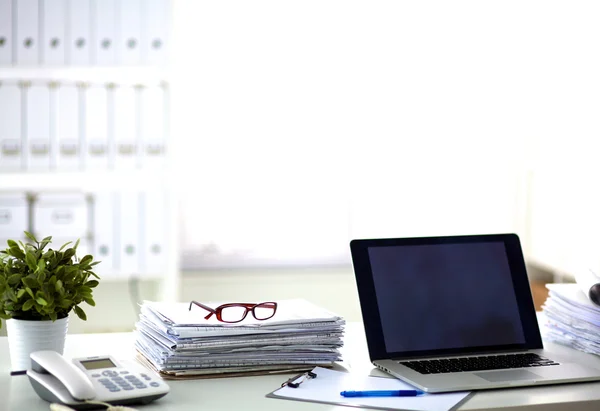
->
[368,241,526,353]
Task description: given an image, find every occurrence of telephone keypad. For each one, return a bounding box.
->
[94,370,157,393]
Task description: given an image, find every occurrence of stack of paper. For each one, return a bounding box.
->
[541,283,600,355]
[134,299,345,379]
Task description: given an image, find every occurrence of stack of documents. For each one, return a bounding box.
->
[541,283,600,355]
[134,299,345,379]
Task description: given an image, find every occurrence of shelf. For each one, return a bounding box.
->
[0,169,175,192]
[0,66,170,86]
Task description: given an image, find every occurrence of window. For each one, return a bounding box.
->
[171,1,600,270]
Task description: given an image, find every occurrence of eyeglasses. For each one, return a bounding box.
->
[188,301,278,323]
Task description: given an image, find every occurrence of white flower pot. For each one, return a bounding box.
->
[6,316,69,372]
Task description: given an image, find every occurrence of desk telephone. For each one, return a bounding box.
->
[26,351,169,410]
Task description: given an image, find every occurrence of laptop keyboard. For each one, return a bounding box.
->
[401,353,560,374]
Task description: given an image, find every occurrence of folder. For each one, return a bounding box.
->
[91,191,116,278]
[48,82,59,170]
[25,84,51,171]
[15,0,40,65]
[84,84,109,170]
[0,83,23,171]
[0,0,13,65]
[0,193,29,238]
[142,0,169,65]
[41,0,66,65]
[31,192,92,261]
[140,190,167,277]
[67,0,91,65]
[56,84,81,170]
[139,85,167,169]
[113,85,138,169]
[91,0,116,65]
[117,0,142,65]
[116,191,140,275]
[32,192,90,240]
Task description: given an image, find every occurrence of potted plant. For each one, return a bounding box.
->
[0,231,100,372]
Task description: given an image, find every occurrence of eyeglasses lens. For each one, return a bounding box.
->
[220,306,248,322]
[253,303,276,320]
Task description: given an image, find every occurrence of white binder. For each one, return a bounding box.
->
[56,84,81,170]
[84,84,109,170]
[91,0,116,65]
[117,0,142,65]
[140,190,167,277]
[117,191,140,275]
[0,193,29,238]
[113,85,138,169]
[67,0,91,65]
[139,85,167,169]
[32,192,89,239]
[0,83,23,171]
[41,0,66,65]
[25,84,51,170]
[142,0,169,65]
[0,0,13,65]
[92,191,116,278]
[15,0,40,65]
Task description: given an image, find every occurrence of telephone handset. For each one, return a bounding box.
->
[27,351,169,410]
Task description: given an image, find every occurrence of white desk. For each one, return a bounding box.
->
[2,326,600,411]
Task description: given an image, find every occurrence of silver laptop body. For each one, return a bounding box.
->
[350,234,600,393]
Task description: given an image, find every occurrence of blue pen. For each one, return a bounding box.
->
[340,390,425,397]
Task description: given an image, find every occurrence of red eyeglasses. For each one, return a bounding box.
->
[188,301,278,323]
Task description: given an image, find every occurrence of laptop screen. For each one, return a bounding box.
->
[369,241,525,353]
[350,234,543,360]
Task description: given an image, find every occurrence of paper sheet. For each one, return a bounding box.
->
[267,367,472,411]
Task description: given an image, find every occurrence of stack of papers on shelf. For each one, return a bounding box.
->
[541,283,600,355]
[134,299,345,379]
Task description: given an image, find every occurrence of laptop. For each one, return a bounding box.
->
[350,233,600,392]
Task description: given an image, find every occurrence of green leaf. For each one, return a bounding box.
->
[55,280,63,292]
[58,241,72,252]
[25,251,37,270]
[22,277,38,289]
[8,246,25,260]
[26,287,35,298]
[5,287,17,302]
[6,239,18,248]
[63,249,76,262]
[49,312,57,321]
[36,258,46,272]
[7,274,21,285]
[79,255,93,266]
[24,231,38,244]
[0,311,12,319]
[83,297,95,306]
[36,297,48,306]
[73,305,86,320]
[84,280,99,288]
[74,239,81,250]
[22,299,35,311]
[39,237,52,251]
[16,289,26,299]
